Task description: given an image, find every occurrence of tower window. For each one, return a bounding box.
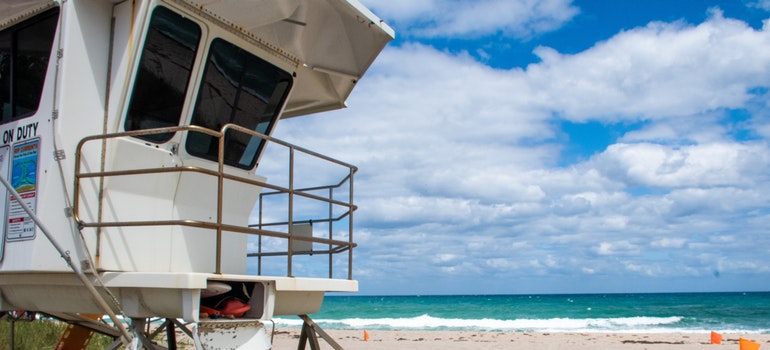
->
[186,38,292,169]
[124,6,201,143]
[0,8,59,123]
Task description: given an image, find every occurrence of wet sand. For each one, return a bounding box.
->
[270,329,770,349]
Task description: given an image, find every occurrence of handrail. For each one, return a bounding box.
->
[73,124,356,279]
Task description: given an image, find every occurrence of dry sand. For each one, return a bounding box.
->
[270,329,770,349]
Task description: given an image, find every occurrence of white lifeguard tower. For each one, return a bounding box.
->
[0,0,393,348]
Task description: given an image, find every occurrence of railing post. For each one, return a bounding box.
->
[216,129,225,274]
[328,188,333,279]
[258,194,264,275]
[287,147,294,277]
[348,169,354,280]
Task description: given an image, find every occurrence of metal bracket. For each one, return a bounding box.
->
[54,149,66,160]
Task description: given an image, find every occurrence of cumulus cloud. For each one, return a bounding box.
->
[270,7,770,294]
[528,10,770,122]
[592,142,770,188]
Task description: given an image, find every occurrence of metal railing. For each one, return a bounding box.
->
[251,170,355,278]
[73,124,357,279]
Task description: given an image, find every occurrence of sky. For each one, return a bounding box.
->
[266,0,770,295]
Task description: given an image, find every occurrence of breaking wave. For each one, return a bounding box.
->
[274,315,687,332]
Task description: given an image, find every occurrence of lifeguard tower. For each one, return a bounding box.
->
[0,0,393,348]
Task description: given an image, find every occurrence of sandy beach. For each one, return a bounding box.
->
[270,329,770,349]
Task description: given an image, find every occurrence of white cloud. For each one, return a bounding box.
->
[748,0,770,11]
[271,9,770,293]
[625,262,663,276]
[527,11,770,122]
[651,238,687,249]
[594,241,639,256]
[592,142,770,188]
[433,253,458,263]
[361,0,579,38]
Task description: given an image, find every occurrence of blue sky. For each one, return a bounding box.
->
[269,0,770,295]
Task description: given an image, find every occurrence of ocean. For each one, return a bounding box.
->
[274,292,770,333]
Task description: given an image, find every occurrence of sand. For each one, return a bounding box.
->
[270,329,770,349]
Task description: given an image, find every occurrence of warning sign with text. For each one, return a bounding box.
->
[7,139,39,241]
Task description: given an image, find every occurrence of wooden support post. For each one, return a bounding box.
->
[297,315,343,350]
[298,321,320,350]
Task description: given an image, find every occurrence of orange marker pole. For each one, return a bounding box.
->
[710,331,722,344]
[739,337,761,350]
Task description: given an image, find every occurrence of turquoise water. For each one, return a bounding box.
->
[274,292,770,333]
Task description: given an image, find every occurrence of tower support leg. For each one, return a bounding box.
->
[297,314,343,350]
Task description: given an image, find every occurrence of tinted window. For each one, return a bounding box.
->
[0,8,59,123]
[186,38,291,169]
[124,6,201,143]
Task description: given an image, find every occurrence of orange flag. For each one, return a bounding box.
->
[710,331,722,344]
[363,330,370,342]
[740,337,761,350]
